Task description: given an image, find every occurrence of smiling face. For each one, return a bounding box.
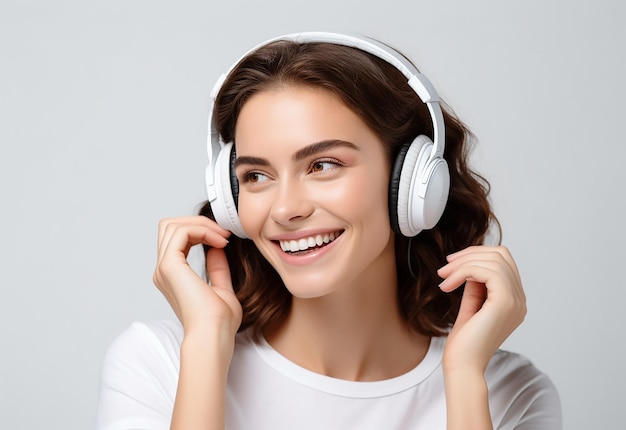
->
[234,86,396,299]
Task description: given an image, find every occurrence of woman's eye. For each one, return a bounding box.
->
[241,171,268,183]
[310,160,340,173]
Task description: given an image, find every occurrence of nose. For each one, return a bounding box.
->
[270,178,314,226]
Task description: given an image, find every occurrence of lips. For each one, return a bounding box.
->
[278,231,343,254]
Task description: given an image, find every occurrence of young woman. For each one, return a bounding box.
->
[96,32,561,429]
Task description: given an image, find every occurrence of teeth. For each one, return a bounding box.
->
[279,232,341,253]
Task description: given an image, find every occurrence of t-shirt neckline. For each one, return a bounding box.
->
[251,333,444,399]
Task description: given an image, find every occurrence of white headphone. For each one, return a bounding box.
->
[205,32,450,238]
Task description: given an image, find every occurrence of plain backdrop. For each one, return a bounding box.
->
[1,0,624,428]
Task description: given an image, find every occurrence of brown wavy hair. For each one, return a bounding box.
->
[199,39,499,338]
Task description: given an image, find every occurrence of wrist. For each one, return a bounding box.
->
[442,345,490,376]
[443,366,487,389]
[181,323,237,364]
[443,368,492,430]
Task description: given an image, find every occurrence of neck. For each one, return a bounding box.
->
[265,243,429,381]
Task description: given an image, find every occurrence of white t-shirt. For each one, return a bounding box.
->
[96,320,561,429]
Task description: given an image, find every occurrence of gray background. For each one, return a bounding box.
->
[1,0,623,428]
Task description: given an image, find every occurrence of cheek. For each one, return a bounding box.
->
[313,171,392,244]
[342,170,390,220]
[346,169,393,248]
[237,193,268,236]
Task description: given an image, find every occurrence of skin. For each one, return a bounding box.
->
[153,86,527,430]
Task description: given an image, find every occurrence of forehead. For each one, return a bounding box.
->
[234,86,379,156]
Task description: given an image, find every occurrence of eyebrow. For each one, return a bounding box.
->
[293,139,359,161]
[233,155,269,169]
[234,139,359,169]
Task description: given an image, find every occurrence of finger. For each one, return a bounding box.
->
[157,217,231,260]
[438,260,503,292]
[441,247,522,286]
[446,245,501,260]
[158,221,230,263]
[161,224,229,264]
[447,246,518,274]
[205,248,233,292]
[440,262,526,318]
[455,280,487,323]
[159,216,231,235]
[158,216,230,253]
[442,252,525,304]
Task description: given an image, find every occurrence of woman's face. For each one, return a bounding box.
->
[234,86,396,298]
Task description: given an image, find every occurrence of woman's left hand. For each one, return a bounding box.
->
[437,245,527,373]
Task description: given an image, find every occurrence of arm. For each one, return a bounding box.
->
[437,246,527,430]
[171,326,233,430]
[153,217,242,430]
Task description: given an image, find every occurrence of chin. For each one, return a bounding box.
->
[278,273,339,300]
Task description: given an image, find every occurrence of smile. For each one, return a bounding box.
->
[278,231,343,254]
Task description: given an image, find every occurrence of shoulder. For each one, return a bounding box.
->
[100,319,185,393]
[486,349,562,429]
[102,320,183,369]
[486,349,558,397]
[113,319,184,346]
[96,320,184,430]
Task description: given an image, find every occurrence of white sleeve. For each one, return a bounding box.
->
[95,321,182,430]
[511,374,562,430]
[487,350,562,430]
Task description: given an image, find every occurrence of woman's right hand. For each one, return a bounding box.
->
[153,216,242,339]
[154,217,241,429]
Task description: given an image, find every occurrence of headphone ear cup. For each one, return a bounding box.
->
[229,146,240,208]
[391,135,448,237]
[391,135,430,237]
[389,142,411,235]
[210,142,249,238]
[418,155,450,231]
